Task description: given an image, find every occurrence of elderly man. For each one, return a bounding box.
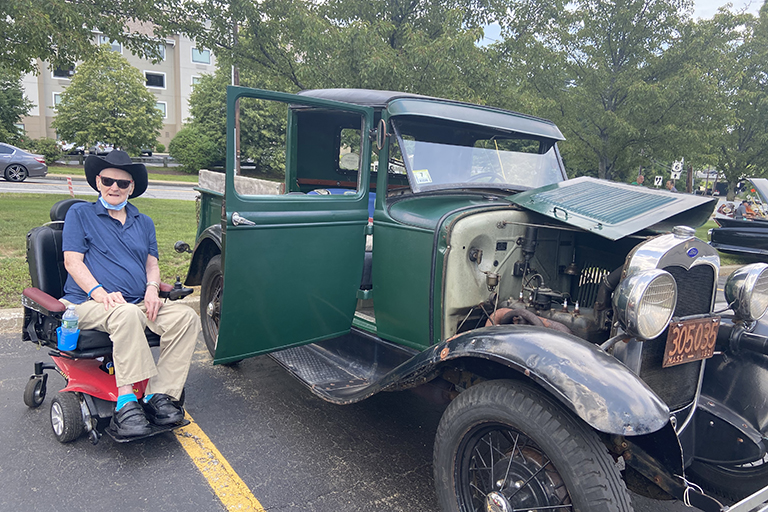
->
[61,150,200,437]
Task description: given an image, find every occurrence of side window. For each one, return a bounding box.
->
[233,97,287,197]
[339,128,362,171]
[0,145,13,155]
[233,98,366,199]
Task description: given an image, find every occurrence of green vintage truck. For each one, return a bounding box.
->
[179,86,768,512]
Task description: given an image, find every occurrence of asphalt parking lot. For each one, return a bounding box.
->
[1,324,706,512]
[1,267,741,511]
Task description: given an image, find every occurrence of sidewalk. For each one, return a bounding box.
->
[45,173,197,188]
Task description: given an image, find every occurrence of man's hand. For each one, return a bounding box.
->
[91,287,127,311]
[144,286,162,322]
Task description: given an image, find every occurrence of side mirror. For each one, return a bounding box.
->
[376,119,388,151]
[174,240,192,254]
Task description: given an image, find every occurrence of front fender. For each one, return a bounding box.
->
[184,224,222,286]
[433,325,670,436]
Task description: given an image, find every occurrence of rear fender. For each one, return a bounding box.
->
[184,224,222,286]
[435,326,670,435]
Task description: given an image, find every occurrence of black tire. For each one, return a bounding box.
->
[23,376,46,408]
[201,255,223,359]
[688,456,768,501]
[50,392,84,443]
[434,379,631,512]
[5,164,28,182]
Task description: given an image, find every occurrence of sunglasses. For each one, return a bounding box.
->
[99,175,133,189]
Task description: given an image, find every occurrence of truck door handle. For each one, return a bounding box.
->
[232,212,256,226]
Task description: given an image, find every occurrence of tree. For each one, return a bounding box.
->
[168,126,218,174]
[183,69,287,177]
[1,0,186,75]
[695,6,768,199]
[493,0,709,182]
[182,0,492,100]
[52,47,163,155]
[0,70,32,144]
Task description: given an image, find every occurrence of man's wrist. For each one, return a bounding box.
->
[146,281,160,293]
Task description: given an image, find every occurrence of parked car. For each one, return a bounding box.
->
[56,141,85,155]
[87,143,114,156]
[0,142,47,182]
[181,87,768,512]
[710,179,768,256]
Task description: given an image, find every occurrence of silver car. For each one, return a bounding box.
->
[0,143,48,182]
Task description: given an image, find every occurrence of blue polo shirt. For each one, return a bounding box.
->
[61,200,159,304]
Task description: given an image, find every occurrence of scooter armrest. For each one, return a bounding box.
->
[158,282,193,301]
[22,287,66,315]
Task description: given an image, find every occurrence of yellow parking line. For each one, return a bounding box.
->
[174,412,265,511]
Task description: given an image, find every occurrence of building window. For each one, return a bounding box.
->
[14,123,24,135]
[52,65,75,79]
[53,93,63,107]
[155,102,167,118]
[98,35,121,53]
[157,43,166,60]
[145,72,166,89]
[192,76,202,86]
[191,48,210,64]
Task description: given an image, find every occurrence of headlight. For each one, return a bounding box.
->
[613,269,677,340]
[725,263,768,321]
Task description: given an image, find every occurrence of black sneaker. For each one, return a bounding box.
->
[110,401,152,437]
[143,394,184,425]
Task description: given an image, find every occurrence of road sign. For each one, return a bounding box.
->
[671,171,681,180]
[655,176,663,187]
[672,161,683,173]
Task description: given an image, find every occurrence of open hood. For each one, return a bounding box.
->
[510,177,717,241]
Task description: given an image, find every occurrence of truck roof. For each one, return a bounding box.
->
[297,88,564,141]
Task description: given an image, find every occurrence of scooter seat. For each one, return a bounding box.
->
[63,329,161,359]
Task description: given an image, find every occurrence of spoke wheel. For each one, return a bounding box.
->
[434,379,631,512]
[200,255,222,358]
[5,164,28,182]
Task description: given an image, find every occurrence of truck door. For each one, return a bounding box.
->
[214,86,374,364]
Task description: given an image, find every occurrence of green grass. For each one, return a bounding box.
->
[0,193,198,309]
[47,165,199,183]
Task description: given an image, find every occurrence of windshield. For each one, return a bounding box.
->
[391,117,565,193]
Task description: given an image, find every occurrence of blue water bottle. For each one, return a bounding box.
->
[57,305,80,351]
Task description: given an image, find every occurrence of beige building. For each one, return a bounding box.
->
[20,31,216,150]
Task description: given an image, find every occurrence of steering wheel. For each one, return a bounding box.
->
[467,171,503,183]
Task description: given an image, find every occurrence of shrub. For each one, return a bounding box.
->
[25,138,62,165]
[168,126,217,174]
[156,143,166,153]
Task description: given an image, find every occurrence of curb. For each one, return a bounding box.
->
[0,295,200,335]
[45,173,198,188]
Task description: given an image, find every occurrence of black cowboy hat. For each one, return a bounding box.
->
[84,150,148,199]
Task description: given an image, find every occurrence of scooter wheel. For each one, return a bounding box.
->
[50,392,84,443]
[23,376,46,408]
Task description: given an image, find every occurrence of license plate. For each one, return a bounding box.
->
[662,316,721,368]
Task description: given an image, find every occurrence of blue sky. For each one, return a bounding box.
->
[481,0,764,45]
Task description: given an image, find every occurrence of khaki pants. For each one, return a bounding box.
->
[62,300,201,400]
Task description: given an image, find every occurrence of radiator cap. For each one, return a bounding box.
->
[673,225,696,238]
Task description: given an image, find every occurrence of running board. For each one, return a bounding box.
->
[268,328,418,405]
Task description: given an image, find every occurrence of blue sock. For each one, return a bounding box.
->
[143,393,154,403]
[116,393,138,411]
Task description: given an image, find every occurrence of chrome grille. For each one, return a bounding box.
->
[638,265,714,410]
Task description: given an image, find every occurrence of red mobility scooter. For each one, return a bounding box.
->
[21,199,193,444]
